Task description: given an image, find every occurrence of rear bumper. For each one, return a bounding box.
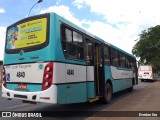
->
[138,77,153,80]
[2,84,57,104]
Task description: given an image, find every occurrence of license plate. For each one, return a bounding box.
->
[18,84,27,89]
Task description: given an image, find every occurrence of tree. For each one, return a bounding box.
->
[0,61,2,65]
[132,25,160,70]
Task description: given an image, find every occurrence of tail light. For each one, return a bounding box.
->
[2,67,6,88]
[42,62,53,91]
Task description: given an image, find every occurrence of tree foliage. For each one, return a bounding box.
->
[132,25,160,70]
[0,61,3,65]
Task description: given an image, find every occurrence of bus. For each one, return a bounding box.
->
[138,65,158,82]
[0,61,2,84]
[2,12,137,104]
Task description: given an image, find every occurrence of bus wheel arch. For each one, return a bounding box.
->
[103,79,113,104]
[106,79,113,91]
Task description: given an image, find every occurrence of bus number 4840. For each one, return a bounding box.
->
[17,72,25,78]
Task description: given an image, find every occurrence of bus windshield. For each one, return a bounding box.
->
[5,16,49,53]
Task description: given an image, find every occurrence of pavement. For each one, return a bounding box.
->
[87,80,160,120]
[0,80,160,120]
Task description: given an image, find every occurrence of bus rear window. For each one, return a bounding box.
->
[139,66,151,71]
[5,14,49,53]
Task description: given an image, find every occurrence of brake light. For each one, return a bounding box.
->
[2,67,6,88]
[42,62,53,91]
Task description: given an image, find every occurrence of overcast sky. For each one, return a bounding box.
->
[0,0,160,60]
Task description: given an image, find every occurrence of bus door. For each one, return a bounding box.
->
[85,38,95,98]
[95,43,105,96]
[85,38,104,98]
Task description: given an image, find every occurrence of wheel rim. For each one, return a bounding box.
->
[105,84,112,102]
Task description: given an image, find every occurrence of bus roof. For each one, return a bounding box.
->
[53,12,136,59]
[9,12,135,60]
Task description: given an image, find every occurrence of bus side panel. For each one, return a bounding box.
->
[53,15,66,62]
[111,66,133,92]
[86,66,95,98]
[105,66,133,93]
[121,79,132,90]
[57,83,88,104]
[65,64,87,104]
[57,84,66,104]
[51,14,86,65]
[52,15,88,104]
[112,80,122,93]
[105,65,122,93]
[104,66,113,81]
[105,65,119,93]
[86,82,95,98]
[54,62,87,104]
[65,83,87,104]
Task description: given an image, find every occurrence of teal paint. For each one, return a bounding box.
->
[104,66,113,81]
[6,83,42,92]
[65,83,87,104]
[39,64,43,69]
[87,82,95,98]
[112,80,122,93]
[121,79,132,89]
[112,79,132,93]
[50,13,86,65]
[57,82,87,104]
[57,84,66,104]
[104,65,132,93]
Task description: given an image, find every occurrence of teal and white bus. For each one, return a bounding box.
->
[2,13,137,104]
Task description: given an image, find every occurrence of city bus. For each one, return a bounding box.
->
[2,12,137,104]
[138,65,158,82]
[0,61,2,84]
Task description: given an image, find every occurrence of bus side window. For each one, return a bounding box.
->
[104,46,111,65]
[61,26,84,60]
[119,52,125,68]
[111,49,119,66]
[126,57,132,69]
[85,40,93,65]
[96,45,103,66]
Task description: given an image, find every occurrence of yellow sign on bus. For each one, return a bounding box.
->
[6,18,47,49]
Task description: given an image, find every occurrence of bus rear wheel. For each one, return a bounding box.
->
[103,83,112,104]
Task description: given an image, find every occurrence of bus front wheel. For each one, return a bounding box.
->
[104,83,112,104]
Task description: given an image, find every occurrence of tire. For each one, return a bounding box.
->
[128,82,133,92]
[103,83,112,104]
